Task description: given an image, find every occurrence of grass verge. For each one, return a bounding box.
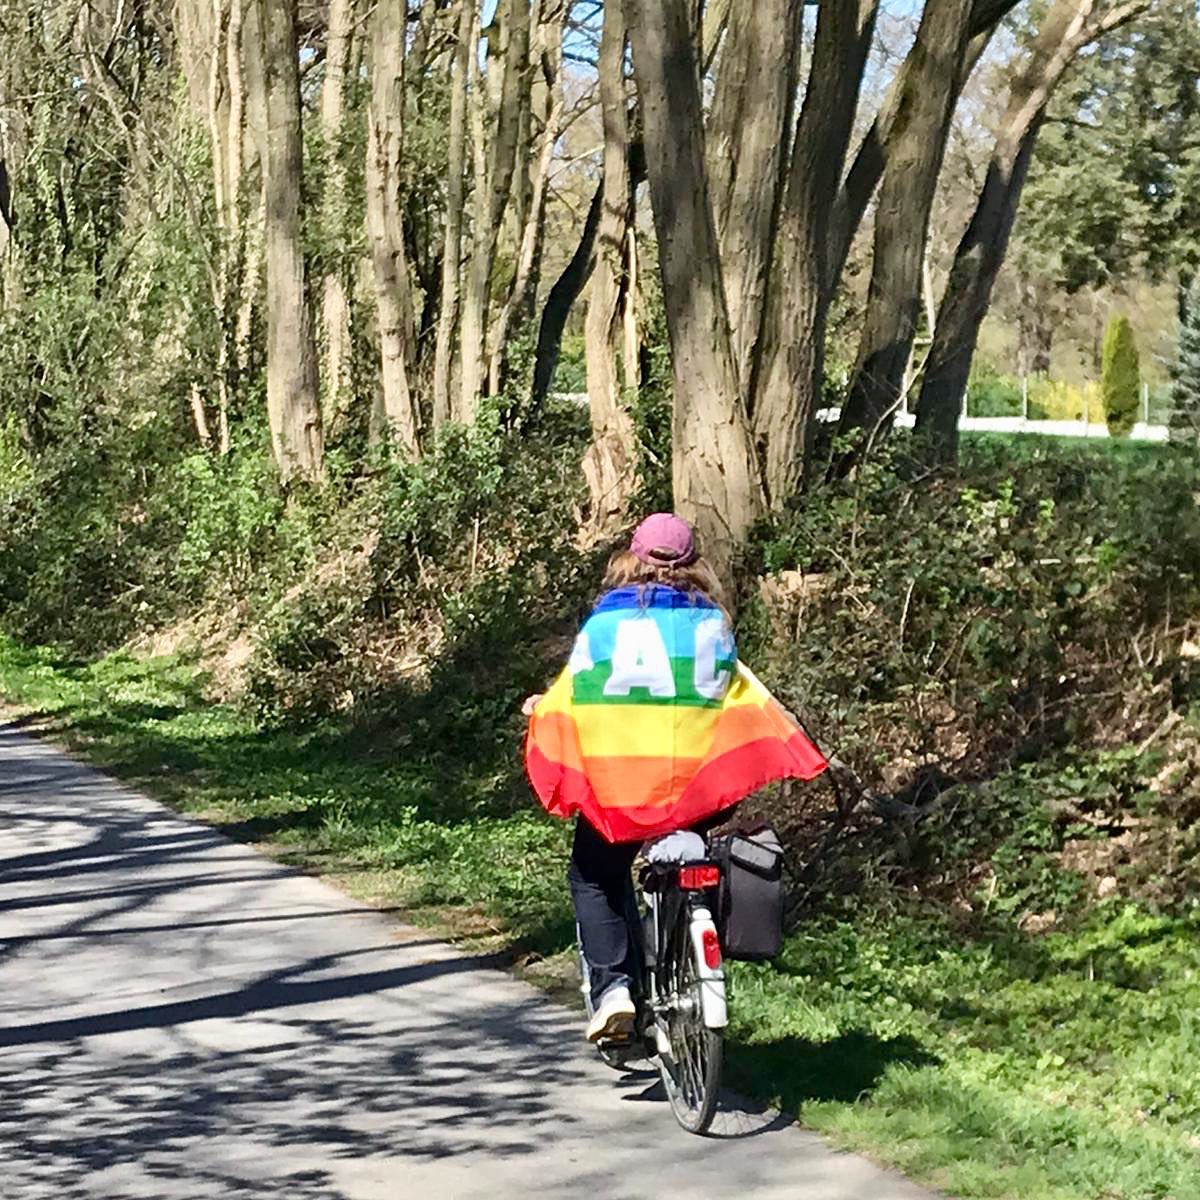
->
[2,636,1198,1200]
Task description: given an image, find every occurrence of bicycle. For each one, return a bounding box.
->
[579,831,727,1135]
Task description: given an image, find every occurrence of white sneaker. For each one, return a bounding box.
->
[585,984,635,1043]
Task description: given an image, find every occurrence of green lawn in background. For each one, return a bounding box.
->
[2,636,1198,1200]
[959,430,1169,459]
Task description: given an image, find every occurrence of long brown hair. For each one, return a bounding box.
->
[600,549,727,613]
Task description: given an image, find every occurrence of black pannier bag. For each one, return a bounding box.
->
[710,825,785,961]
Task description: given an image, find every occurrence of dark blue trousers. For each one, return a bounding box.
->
[568,819,640,1006]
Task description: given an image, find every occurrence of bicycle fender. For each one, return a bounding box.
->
[689,906,728,1029]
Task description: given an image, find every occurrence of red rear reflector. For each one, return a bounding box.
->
[678,865,720,890]
[702,927,722,969]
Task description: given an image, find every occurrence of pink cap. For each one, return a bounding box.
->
[630,513,697,567]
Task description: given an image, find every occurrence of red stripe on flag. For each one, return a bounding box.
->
[525,733,827,844]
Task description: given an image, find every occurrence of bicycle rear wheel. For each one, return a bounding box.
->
[657,899,722,1134]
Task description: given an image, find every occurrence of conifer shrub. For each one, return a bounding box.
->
[1169,278,1200,447]
[1100,314,1141,437]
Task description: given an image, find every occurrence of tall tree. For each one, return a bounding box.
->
[705,0,804,396]
[487,0,568,396]
[365,0,421,456]
[172,0,258,455]
[457,0,532,421]
[1010,1,1200,306]
[625,0,763,573]
[582,0,638,529]
[1169,277,1200,447]
[432,0,477,429]
[826,0,1017,297]
[750,0,879,503]
[915,0,1151,460]
[837,0,977,449]
[319,0,357,422]
[254,0,325,481]
[530,180,603,410]
[0,126,18,310]
[1101,312,1141,435]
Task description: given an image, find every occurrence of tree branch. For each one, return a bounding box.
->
[1083,0,1151,42]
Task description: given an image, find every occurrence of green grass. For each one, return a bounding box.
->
[960,430,1169,461]
[3,635,1199,1200]
[728,910,1200,1199]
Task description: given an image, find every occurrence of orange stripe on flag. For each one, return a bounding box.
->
[703,697,794,763]
[527,710,586,773]
[579,754,701,810]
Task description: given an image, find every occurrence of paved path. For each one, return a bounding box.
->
[0,724,936,1200]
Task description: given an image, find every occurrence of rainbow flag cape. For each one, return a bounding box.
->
[524,585,827,843]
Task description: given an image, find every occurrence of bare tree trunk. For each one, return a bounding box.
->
[528,132,647,412]
[0,155,17,310]
[914,0,1150,459]
[173,0,263,457]
[488,0,567,397]
[319,0,355,425]
[176,0,230,451]
[826,0,1017,296]
[234,182,264,371]
[623,226,640,390]
[253,0,324,481]
[838,0,975,449]
[457,0,532,421]
[702,0,732,67]
[530,179,602,408]
[706,0,804,395]
[365,0,420,457]
[582,0,638,531]
[189,383,214,446]
[751,0,879,504]
[432,0,475,430]
[626,0,763,576]
[1032,315,1054,375]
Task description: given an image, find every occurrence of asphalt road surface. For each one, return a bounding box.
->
[0,723,937,1200]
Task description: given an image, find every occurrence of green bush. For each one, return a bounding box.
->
[965,366,1022,417]
[550,333,587,394]
[1170,277,1200,446]
[1026,376,1104,422]
[745,435,1199,796]
[1101,314,1141,437]
[244,401,598,756]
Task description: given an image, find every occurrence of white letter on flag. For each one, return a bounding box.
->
[604,619,676,697]
[694,617,733,700]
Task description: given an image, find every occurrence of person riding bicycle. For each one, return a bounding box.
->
[523,513,826,1042]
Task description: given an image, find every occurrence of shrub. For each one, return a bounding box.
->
[551,333,587,394]
[244,401,599,747]
[744,435,1200,795]
[1170,278,1200,447]
[1027,377,1103,423]
[1101,314,1141,437]
[966,366,1022,417]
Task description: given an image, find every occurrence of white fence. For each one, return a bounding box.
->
[814,408,1170,442]
[898,412,1170,442]
[564,395,1171,442]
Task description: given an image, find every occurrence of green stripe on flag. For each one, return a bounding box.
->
[571,655,736,707]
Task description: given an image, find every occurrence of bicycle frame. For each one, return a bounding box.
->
[643,884,727,1032]
[578,851,728,1133]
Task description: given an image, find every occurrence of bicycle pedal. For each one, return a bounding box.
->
[598,1033,634,1047]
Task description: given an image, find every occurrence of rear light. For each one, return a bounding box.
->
[678,864,721,890]
[702,927,722,969]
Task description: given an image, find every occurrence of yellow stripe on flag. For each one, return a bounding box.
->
[575,704,724,759]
